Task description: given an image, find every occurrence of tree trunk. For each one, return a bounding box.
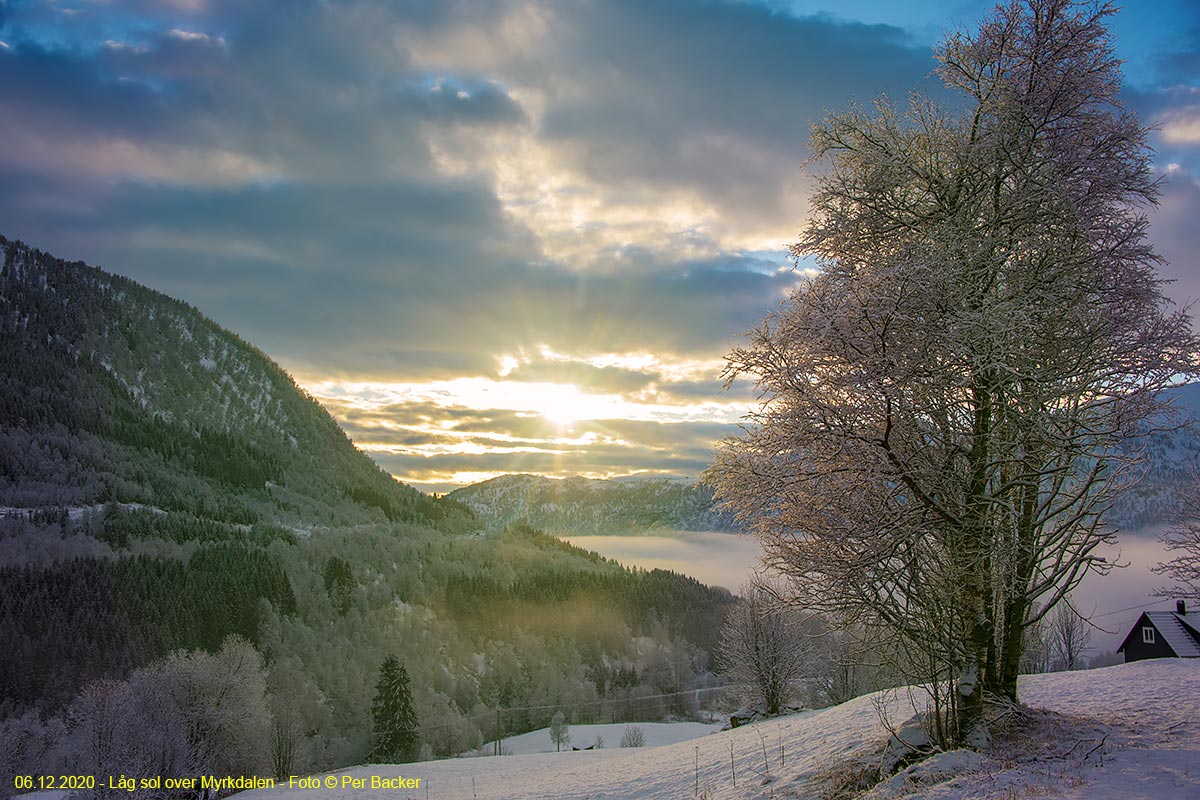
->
[995,597,1026,700]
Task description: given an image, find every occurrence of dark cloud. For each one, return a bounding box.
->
[2,169,797,378]
[1,1,528,188]
[532,0,940,221]
[0,41,172,142]
[329,404,560,444]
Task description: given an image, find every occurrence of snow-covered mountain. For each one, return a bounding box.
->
[227,659,1200,800]
[447,473,742,533]
[1107,382,1200,532]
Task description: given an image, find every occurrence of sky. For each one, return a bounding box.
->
[2,0,1199,493]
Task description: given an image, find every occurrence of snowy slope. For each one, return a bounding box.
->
[472,721,722,756]
[231,660,1199,800]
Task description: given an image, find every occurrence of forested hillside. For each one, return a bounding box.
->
[0,235,455,528]
[449,473,741,533]
[1106,382,1200,531]
[0,236,736,789]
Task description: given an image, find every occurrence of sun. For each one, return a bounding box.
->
[534,384,598,429]
[542,401,583,429]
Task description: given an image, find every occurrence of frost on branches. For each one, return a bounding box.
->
[1154,480,1200,599]
[706,0,1199,743]
[717,583,817,716]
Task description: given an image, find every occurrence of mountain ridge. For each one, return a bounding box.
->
[0,234,454,528]
[448,472,741,533]
[446,381,1200,535]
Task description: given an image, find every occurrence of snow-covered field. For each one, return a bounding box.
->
[474,720,722,756]
[227,659,1199,800]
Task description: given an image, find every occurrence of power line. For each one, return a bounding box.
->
[1093,598,1172,619]
[376,683,744,737]
[497,684,740,715]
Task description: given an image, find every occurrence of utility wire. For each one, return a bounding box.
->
[1092,598,1172,619]
[373,683,744,737]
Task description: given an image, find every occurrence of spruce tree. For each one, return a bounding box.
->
[322,556,355,614]
[369,656,418,763]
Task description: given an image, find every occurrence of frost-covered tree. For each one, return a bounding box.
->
[716,584,812,715]
[0,712,65,800]
[63,680,137,799]
[1049,599,1092,671]
[707,0,1198,741]
[549,711,570,752]
[370,656,418,763]
[1154,478,1200,598]
[1019,605,1054,675]
[269,701,304,780]
[60,637,271,795]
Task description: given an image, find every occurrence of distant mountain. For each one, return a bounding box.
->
[1107,382,1200,532]
[0,234,453,528]
[448,473,741,533]
[449,382,1200,537]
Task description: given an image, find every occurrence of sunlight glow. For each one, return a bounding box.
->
[296,351,749,491]
[497,354,520,377]
[303,376,745,426]
[498,345,727,384]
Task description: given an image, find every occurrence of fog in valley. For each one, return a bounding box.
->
[563,528,1179,653]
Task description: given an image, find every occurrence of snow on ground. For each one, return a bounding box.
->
[475,720,722,755]
[913,659,1200,800]
[231,659,1200,800]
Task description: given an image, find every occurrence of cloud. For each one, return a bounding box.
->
[400,0,943,260]
[0,0,925,375]
[1161,109,1200,145]
[1,163,801,380]
[535,1,932,188]
[4,0,1193,490]
[1150,166,1200,308]
[500,360,657,395]
[167,28,222,45]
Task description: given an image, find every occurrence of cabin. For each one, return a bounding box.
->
[1118,600,1200,662]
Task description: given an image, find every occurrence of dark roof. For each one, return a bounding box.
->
[1118,610,1200,657]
